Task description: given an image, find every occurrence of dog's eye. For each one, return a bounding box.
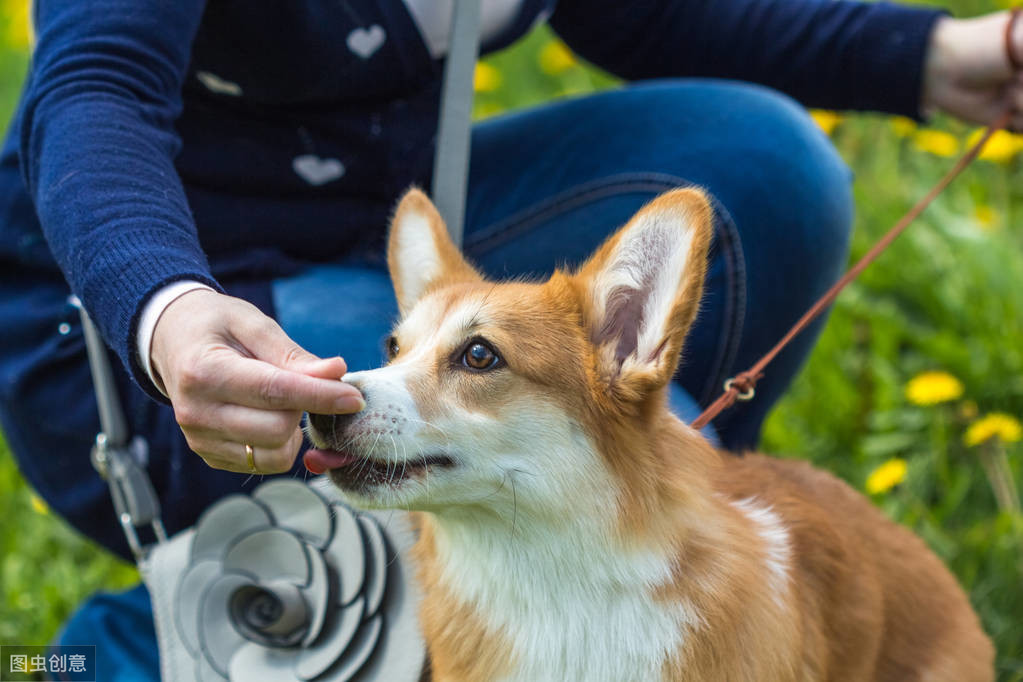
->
[462,341,500,371]
[386,336,399,360]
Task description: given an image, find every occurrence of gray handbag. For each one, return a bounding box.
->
[143,479,426,681]
[76,0,481,678]
[79,306,432,681]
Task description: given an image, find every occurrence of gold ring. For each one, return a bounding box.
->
[245,444,258,474]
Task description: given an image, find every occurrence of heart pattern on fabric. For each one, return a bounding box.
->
[196,71,243,97]
[292,155,346,186]
[347,25,386,59]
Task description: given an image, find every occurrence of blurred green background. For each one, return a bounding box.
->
[1,0,1021,678]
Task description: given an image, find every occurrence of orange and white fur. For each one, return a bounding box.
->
[306,188,994,681]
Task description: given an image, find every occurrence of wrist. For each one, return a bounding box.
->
[922,12,1014,118]
[921,16,957,117]
[150,287,219,393]
[138,281,216,394]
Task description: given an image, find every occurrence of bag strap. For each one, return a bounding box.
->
[431,0,482,247]
[73,297,167,559]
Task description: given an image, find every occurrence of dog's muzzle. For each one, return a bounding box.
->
[307,412,356,445]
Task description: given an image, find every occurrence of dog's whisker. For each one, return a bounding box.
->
[402,416,454,443]
[388,435,400,486]
[393,437,409,488]
[356,431,385,481]
[510,468,519,538]
[481,469,510,502]
[402,440,428,501]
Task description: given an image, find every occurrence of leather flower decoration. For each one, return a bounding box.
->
[171,479,422,681]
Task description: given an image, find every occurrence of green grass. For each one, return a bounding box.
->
[1,4,1022,679]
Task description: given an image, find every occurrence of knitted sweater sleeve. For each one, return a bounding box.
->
[549,0,946,119]
[19,0,222,401]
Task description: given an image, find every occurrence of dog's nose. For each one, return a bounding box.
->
[308,411,335,435]
[308,386,367,442]
[307,411,357,441]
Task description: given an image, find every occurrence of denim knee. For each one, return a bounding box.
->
[622,79,853,275]
[716,81,854,278]
[614,81,854,447]
[661,82,854,448]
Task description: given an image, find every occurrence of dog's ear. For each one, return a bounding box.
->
[576,188,712,396]
[387,188,482,315]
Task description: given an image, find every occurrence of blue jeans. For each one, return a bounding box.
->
[12,80,851,677]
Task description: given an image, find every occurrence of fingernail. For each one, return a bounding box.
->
[336,396,366,413]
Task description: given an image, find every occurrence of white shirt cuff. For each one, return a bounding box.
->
[137,280,215,394]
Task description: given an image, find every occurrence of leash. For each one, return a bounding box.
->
[693,10,1022,430]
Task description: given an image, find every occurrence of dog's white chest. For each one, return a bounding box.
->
[435,524,697,682]
[494,590,691,682]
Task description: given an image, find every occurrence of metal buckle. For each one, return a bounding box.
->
[723,377,756,401]
[92,432,167,559]
[74,297,168,559]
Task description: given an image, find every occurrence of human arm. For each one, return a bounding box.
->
[20,0,218,395]
[549,0,944,118]
[22,0,362,473]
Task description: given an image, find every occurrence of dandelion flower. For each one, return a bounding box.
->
[866,458,908,495]
[473,62,501,92]
[912,129,959,158]
[967,128,1023,164]
[810,110,842,136]
[905,371,964,406]
[964,413,1023,447]
[5,0,33,49]
[538,40,577,75]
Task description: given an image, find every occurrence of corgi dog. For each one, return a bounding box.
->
[305,188,994,681]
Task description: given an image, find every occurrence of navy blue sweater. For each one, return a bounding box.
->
[0,0,944,399]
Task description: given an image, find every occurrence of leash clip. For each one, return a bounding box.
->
[723,377,756,401]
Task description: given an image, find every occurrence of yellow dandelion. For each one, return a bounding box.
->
[5,0,34,50]
[473,62,501,93]
[966,128,1023,164]
[890,116,917,138]
[866,458,908,495]
[905,370,964,406]
[964,413,1023,447]
[30,493,49,515]
[974,205,999,231]
[810,110,842,136]
[538,40,577,75]
[912,129,959,158]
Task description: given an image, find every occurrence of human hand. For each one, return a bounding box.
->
[150,289,364,474]
[922,11,1023,129]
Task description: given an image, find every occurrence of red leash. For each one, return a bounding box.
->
[692,12,1021,430]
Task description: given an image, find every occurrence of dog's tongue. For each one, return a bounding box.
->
[303,448,358,475]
